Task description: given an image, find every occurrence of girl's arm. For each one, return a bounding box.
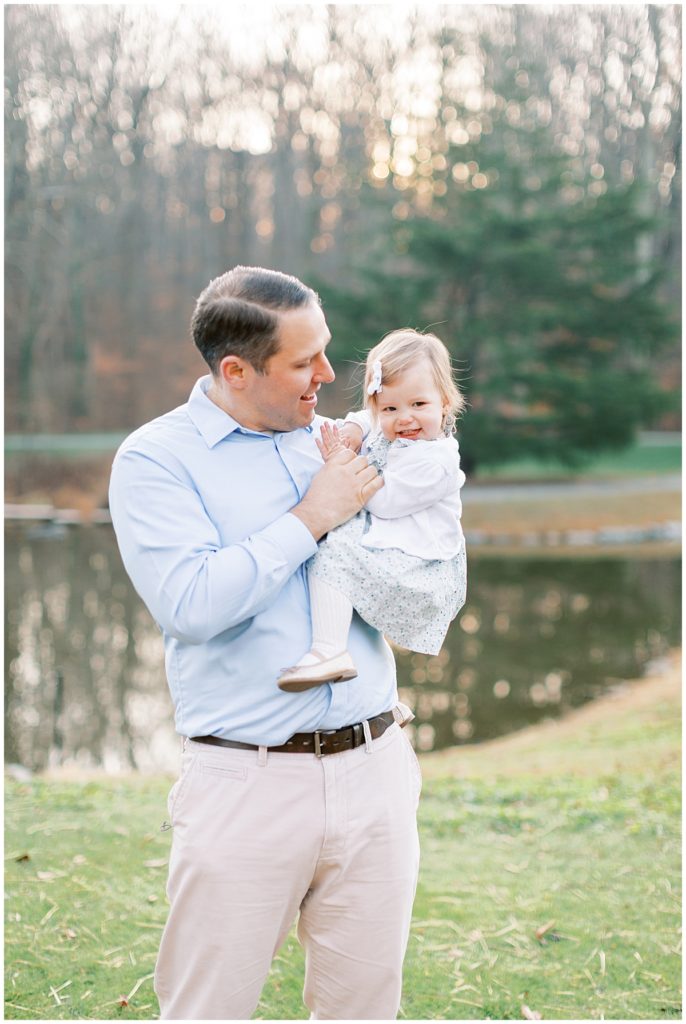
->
[337,421,364,453]
[336,409,373,453]
[365,448,463,519]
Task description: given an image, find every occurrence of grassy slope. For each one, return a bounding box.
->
[5,656,681,1021]
[474,442,682,481]
[404,653,682,1021]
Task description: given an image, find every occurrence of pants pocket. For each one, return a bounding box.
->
[198,761,247,781]
[167,749,198,825]
[402,731,423,805]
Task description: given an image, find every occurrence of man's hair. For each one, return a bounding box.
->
[363,328,465,422]
[191,266,320,374]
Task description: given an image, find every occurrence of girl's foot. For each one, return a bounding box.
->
[277,650,358,692]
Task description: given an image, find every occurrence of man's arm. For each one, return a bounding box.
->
[109,445,381,645]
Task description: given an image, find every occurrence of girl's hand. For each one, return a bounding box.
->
[337,421,364,453]
[316,422,349,461]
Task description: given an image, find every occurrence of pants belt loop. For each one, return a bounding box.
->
[362,718,373,754]
[257,745,268,767]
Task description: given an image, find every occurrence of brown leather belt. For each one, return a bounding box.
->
[190,710,397,758]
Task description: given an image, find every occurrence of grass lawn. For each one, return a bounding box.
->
[5,656,681,1021]
[474,440,681,482]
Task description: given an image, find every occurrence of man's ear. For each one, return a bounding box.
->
[218,354,252,390]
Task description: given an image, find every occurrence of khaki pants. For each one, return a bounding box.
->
[154,722,421,1020]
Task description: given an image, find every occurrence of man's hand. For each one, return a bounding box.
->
[291,447,384,541]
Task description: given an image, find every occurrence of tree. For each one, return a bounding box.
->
[4,4,680,438]
[315,73,676,472]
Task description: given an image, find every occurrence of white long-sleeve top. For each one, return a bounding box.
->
[362,435,465,559]
[337,411,465,561]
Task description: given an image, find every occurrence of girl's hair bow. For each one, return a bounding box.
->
[367,360,383,395]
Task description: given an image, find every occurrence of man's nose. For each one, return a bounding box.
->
[313,355,335,383]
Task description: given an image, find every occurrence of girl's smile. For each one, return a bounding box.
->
[376,359,447,442]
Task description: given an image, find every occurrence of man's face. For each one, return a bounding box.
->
[242,302,335,432]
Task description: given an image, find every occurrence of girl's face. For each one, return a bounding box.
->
[375,359,448,442]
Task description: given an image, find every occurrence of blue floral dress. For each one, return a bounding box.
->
[308,432,467,655]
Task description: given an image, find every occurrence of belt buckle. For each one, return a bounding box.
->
[313,729,338,758]
[350,722,365,749]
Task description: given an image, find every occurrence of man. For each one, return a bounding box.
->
[109,266,421,1020]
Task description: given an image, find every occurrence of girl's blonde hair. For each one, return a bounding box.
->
[363,328,464,430]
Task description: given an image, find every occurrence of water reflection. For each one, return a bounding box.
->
[6,524,174,773]
[396,557,681,751]
[4,523,681,772]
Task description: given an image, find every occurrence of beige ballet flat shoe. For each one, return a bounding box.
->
[277,651,358,692]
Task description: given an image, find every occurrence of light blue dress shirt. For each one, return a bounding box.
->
[108,376,398,745]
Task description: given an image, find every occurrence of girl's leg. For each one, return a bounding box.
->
[302,575,354,663]
[277,574,357,691]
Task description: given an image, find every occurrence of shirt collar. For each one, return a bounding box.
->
[186,375,314,448]
[186,376,244,447]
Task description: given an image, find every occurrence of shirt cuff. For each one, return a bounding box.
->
[267,511,319,565]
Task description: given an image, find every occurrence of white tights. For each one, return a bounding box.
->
[295,574,353,667]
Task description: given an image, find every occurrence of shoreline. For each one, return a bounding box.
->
[10,649,680,786]
[5,502,681,555]
[421,647,681,781]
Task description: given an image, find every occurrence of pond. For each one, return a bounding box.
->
[4,522,681,774]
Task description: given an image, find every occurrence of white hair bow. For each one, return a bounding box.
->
[367,360,383,395]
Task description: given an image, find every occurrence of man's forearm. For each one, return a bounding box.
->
[290,501,333,542]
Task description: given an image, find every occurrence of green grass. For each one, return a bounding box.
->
[402,774,680,1020]
[5,675,681,1021]
[475,440,681,481]
[4,434,128,455]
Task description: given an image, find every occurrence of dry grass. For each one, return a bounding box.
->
[463,491,681,535]
[4,454,113,510]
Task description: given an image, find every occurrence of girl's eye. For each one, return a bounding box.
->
[381,407,395,413]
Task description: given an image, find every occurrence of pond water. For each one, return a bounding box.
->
[5,522,681,774]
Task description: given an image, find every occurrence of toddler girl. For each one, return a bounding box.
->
[278,328,467,692]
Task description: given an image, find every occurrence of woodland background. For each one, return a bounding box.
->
[4,4,681,472]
